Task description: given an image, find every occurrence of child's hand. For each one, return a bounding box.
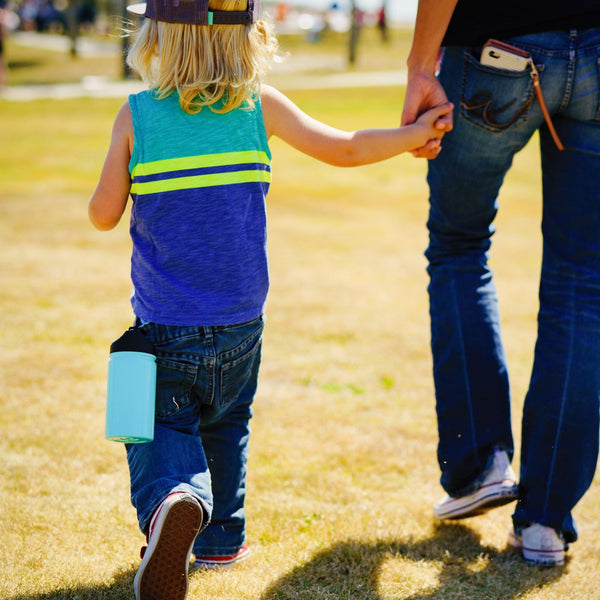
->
[411,102,454,159]
[417,101,454,134]
[414,138,442,160]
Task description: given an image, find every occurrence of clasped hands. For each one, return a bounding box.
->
[402,71,454,160]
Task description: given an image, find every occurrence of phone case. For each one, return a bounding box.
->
[481,38,531,72]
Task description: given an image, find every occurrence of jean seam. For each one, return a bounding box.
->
[557,32,578,114]
[541,281,575,521]
[596,56,600,120]
[450,275,479,463]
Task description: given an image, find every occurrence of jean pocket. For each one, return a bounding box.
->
[154,356,197,417]
[218,333,262,409]
[460,51,536,132]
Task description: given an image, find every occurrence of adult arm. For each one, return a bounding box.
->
[402,0,458,142]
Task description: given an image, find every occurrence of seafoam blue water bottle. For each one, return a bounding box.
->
[105,326,156,443]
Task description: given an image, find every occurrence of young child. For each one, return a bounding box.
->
[88,1,452,598]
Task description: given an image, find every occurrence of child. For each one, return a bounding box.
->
[88,1,452,598]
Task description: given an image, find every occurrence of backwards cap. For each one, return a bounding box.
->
[127,0,258,25]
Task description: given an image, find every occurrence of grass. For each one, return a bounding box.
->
[2,30,600,600]
[4,36,122,85]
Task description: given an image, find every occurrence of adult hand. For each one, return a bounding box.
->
[402,70,453,159]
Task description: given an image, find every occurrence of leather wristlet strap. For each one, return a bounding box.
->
[529,61,564,151]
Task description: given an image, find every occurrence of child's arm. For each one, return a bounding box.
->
[88,102,133,231]
[260,85,452,167]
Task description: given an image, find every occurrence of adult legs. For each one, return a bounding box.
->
[514,117,600,543]
[426,46,540,495]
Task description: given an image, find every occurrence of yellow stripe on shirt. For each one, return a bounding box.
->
[131,169,272,196]
[131,150,271,178]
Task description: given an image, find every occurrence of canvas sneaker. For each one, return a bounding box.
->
[134,492,204,600]
[508,522,567,566]
[194,542,251,570]
[434,447,519,519]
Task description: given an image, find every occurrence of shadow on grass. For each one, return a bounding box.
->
[7,568,137,600]
[260,522,566,600]
[7,523,565,600]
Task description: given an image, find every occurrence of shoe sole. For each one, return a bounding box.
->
[134,496,203,600]
[521,552,565,567]
[434,481,519,520]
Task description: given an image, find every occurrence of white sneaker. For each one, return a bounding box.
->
[508,523,567,566]
[434,448,519,519]
[134,492,203,600]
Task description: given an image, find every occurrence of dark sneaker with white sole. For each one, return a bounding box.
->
[134,492,203,600]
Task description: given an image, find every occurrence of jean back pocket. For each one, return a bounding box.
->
[460,51,536,133]
[218,332,262,409]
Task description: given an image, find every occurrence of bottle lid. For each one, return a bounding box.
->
[110,327,155,355]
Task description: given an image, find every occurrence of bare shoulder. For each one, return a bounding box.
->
[260,85,282,138]
[114,101,133,133]
[260,84,286,113]
[111,101,133,152]
[260,85,302,138]
[260,84,279,101]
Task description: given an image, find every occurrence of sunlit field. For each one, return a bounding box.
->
[2,27,600,600]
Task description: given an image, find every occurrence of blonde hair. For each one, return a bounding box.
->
[127,0,278,113]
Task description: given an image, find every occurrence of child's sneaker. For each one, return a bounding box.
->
[134,492,203,600]
[434,447,519,519]
[194,543,251,569]
[508,522,567,566]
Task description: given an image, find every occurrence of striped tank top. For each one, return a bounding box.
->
[128,90,272,326]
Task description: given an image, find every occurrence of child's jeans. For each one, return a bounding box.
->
[125,315,264,557]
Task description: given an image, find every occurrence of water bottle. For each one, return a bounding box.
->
[105,326,156,443]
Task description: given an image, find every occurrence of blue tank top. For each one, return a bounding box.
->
[128,91,272,326]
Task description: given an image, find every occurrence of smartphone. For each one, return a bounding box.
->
[480,39,531,72]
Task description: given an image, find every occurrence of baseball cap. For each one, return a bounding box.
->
[127,0,258,25]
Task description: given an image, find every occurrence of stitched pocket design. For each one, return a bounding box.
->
[460,51,536,133]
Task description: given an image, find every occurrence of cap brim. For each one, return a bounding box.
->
[127,2,147,15]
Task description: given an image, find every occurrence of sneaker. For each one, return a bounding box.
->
[134,492,204,600]
[434,448,519,519]
[194,543,251,570]
[508,523,567,566]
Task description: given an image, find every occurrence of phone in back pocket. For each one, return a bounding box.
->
[480,39,531,72]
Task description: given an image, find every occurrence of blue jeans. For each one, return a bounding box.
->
[125,316,264,556]
[427,29,600,543]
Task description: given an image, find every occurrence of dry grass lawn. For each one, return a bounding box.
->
[2,34,600,600]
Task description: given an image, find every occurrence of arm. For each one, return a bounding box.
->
[88,102,133,231]
[401,0,458,133]
[261,85,452,167]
